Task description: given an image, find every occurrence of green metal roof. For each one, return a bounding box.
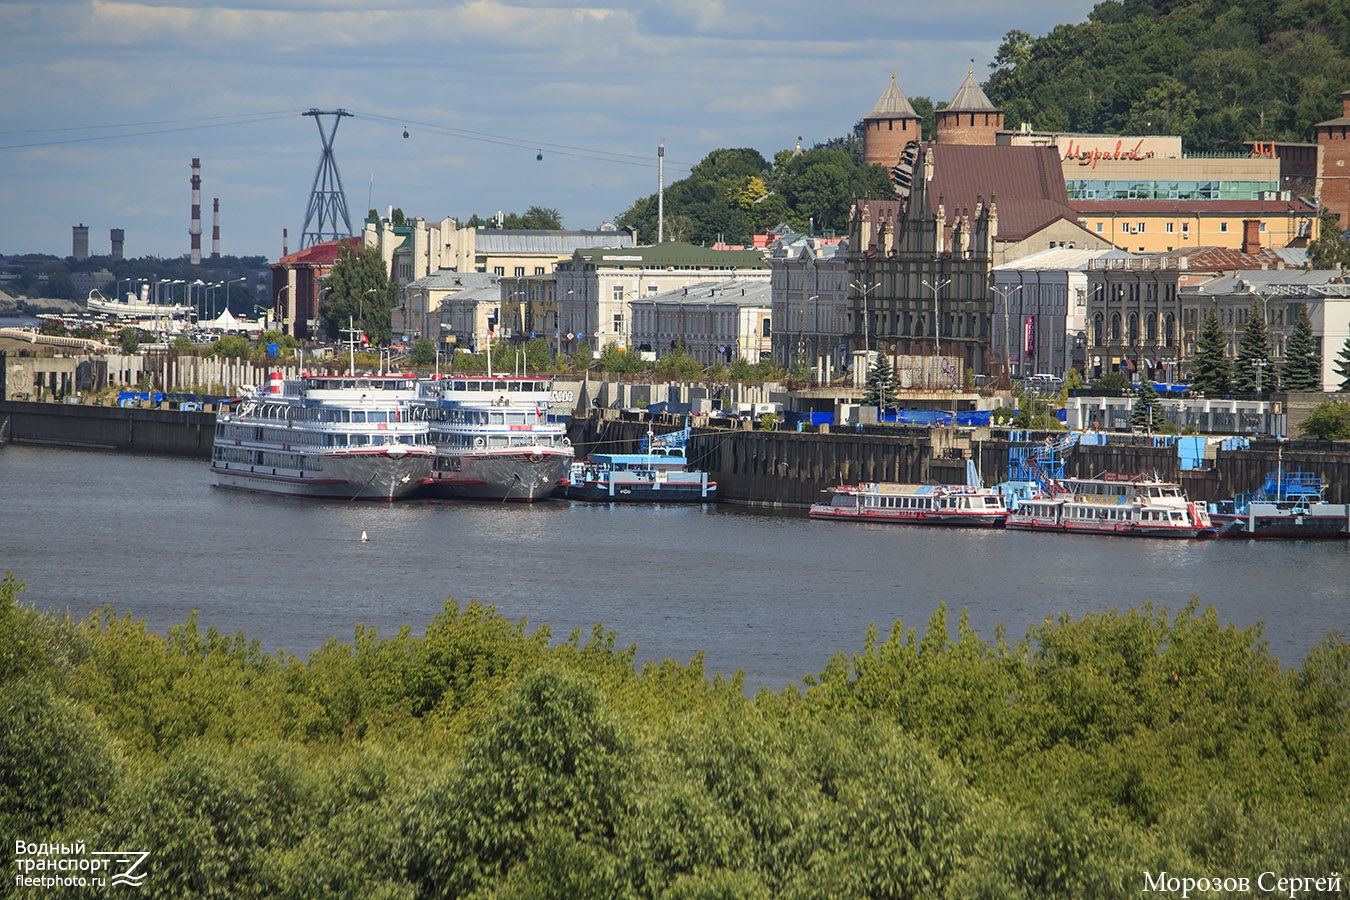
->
[572,241,768,269]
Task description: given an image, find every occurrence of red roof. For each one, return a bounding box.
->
[926,144,1079,242]
[274,237,360,268]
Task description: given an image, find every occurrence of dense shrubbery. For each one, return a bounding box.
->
[3,571,1346,898]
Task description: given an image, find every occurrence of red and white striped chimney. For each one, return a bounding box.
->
[282,228,288,258]
[211,198,221,258]
[190,158,202,265]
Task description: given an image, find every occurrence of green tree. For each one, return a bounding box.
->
[1308,210,1350,270]
[1091,370,1131,392]
[1233,300,1273,392]
[408,337,436,368]
[1190,308,1232,394]
[119,326,139,354]
[655,348,705,379]
[319,242,397,345]
[212,335,250,359]
[1298,399,1350,440]
[1130,380,1162,432]
[1281,304,1321,392]
[1335,335,1350,391]
[862,353,897,410]
[597,342,649,375]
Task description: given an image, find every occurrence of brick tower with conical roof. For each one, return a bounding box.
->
[863,73,923,168]
[935,62,1004,146]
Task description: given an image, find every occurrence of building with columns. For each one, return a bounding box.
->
[553,242,768,358]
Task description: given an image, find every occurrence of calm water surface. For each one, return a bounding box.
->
[2,445,1345,689]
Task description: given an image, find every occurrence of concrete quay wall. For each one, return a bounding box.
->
[8,401,1350,505]
[0,400,215,457]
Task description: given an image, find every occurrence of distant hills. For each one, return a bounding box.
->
[986,0,1350,150]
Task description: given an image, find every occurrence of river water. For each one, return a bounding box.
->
[2,445,1345,689]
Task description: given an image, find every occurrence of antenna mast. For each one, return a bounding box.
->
[300,109,354,249]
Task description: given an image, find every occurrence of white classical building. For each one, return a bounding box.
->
[990,246,1124,379]
[553,242,769,356]
[629,280,772,366]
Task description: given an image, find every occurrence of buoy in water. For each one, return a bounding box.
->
[360,531,369,542]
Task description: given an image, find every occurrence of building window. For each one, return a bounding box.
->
[612,285,624,302]
[1259,222,1267,233]
[1096,222,1104,233]
[514,267,525,278]
[493,266,505,276]
[1219,222,1228,233]
[534,267,545,275]
[1165,222,1174,233]
[1137,222,1146,233]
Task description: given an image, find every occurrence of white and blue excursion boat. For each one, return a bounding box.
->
[1209,470,1350,539]
[412,375,574,502]
[211,372,433,501]
[562,426,717,502]
[1006,473,1215,539]
[809,481,1009,527]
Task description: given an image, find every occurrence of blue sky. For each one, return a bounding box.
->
[1,0,1102,261]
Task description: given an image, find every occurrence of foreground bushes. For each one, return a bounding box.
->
[2,572,1346,898]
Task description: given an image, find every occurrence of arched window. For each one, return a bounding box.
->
[1162,313,1175,347]
[1110,312,1122,342]
[1127,313,1139,345]
[1145,312,1157,342]
[1093,313,1104,346]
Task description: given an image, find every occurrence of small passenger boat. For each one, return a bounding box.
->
[562,425,716,502]
[1006,472,1214,538]
[808,482,1008,527]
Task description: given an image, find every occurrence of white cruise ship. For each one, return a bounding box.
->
[211,372,433,500]
[412,374,574,502]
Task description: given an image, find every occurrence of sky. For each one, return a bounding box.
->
[1,0,1103,262]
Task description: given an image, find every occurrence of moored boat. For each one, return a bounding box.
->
[808,481,1008,527]
[1006,472,1214,538]
[562,424,716,502]
[210,371,433,500]
[412,374,574,502]
[1209,470,1350,539]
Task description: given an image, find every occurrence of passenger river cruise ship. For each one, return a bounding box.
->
[211,372,433,500]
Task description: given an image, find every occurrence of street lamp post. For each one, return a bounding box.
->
[850,281,881,359]
[275,285,291,335]
[922,277,952,356]
[992,283,1022,378]
[224,277,246,317]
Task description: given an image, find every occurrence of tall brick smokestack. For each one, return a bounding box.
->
[211,198,221,259]
[190,158,202,265]
[283,228,288,258]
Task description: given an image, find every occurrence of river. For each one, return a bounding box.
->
[2,445,1345,689]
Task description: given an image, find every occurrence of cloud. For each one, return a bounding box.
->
[1,0,1103,258]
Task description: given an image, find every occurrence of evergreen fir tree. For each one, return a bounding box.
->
[862,352,897,410]
[1190,308,1232,394]
[1281,304,1322,393]
[1130,380,1161,432]
[1233,299,1273,392]
[1336,335,1350,392]
[1307,209,1350,270]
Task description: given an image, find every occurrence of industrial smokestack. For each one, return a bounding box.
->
[211,198,221,259]
[190,158,202,265]
[110,228,124,261]
[283,228,288,258]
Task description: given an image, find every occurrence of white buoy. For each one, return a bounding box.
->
[360,531,369,542]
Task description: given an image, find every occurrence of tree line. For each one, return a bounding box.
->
[3,573,1346,898]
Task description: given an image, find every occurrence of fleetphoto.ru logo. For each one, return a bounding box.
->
[13,841,150,890]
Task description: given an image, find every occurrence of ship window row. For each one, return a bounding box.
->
[215,446,324,472]
[443,380,549,393]
[250,404,410,424]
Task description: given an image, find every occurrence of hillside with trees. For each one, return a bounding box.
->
[986,0,1350,152]
[4,573,1347,897]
